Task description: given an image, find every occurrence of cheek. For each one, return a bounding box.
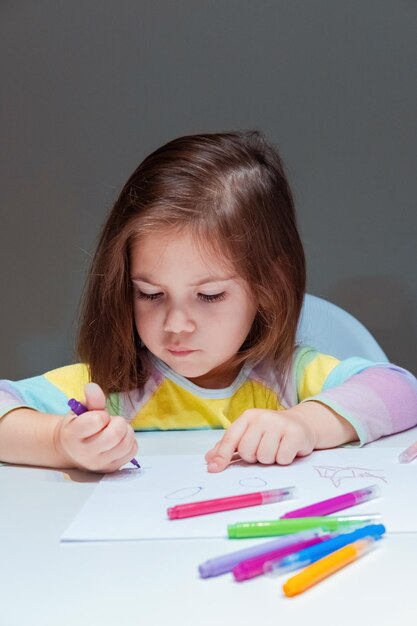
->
[211,302,255,339]
[134,306,159,338]
[226,298,257,328]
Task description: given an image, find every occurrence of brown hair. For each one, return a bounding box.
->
[77,131,306,394]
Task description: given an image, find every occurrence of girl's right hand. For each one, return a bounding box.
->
[53,382,139,473]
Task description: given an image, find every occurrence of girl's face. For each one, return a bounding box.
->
[130,229,257,388]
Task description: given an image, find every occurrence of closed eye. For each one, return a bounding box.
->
[135,291,163,301]
[198,292,226,303]
[135,291,226,303]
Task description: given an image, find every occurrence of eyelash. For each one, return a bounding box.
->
[135,291,226,303]
[136,292,161,301]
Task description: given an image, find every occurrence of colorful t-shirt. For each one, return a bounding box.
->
[0,346,416,445]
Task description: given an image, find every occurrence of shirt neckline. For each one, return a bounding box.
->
[150,355,252,399]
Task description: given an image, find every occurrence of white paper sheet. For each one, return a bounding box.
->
[61,448,417,541]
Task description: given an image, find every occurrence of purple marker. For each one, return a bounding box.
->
[68,398,140,469]
[280,485,380,519]
[198,530,320,578]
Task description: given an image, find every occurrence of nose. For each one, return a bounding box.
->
[163,306,196,334]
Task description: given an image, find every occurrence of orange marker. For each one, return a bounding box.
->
[283,537,376,597]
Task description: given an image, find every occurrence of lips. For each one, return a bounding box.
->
[167,347,196,354]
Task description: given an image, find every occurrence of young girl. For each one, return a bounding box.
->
[0,131,416,473]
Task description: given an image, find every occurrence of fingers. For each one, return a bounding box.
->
[67,382,110,438]
[81,419,138,472]
[256,430,284,465]
[93,424,139,472]
[205,410,315,473]
[60,382,139,472]
[85,415,131,453]
[236,420,265,464]
[60,410,138,472]
[206,415,250,472]
[69,410,111,438]
[275,434,299,465]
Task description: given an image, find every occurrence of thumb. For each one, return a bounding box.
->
[83,382,106,411]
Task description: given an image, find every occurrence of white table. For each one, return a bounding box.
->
[1,427,416,626]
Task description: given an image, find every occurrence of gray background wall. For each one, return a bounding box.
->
[1,0,416,379]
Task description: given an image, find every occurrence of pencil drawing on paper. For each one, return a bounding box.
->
[239,477,268,488]
[314,465,387,488]
[103,467,147,482]
[164,486,203,500]
[164,476,268,500]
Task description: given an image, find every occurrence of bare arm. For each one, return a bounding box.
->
[0,383,138,472]
[295,400,358,448]
[0,408,73,467]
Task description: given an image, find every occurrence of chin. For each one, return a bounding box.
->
[170,363,209,378]
[164,358,210,377]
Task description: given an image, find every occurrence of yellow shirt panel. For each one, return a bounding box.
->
[297,354,340,400]
[130,377,284,430]
[44,364,91,402]
[225,378,285,423]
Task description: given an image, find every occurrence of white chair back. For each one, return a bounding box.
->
[297,294,388,362]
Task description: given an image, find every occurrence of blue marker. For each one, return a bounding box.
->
[68,398,140,469]
[263,523,386,576]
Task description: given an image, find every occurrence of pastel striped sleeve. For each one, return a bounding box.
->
[293,347,341,400]
[0,364,94,420]
[294,347,417,445]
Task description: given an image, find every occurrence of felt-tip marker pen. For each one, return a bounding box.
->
[167,486,295,519]
[68,398,140,469]
[227,514,381,538]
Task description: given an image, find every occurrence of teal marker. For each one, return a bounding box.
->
[227,514,381,539]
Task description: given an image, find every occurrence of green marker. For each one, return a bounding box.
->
[227,514,381,539]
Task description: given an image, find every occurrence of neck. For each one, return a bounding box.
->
[186,360,241,389]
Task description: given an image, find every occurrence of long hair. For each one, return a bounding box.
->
[77,131,306,394]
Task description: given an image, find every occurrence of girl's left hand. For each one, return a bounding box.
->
[205,408,318,472]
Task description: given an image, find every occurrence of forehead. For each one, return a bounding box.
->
[130,228,233,278]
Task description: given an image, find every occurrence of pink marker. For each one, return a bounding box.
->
[232,534,333,581]
[398,440,417,464]
[167,486,295,519]
[280,485,380,519]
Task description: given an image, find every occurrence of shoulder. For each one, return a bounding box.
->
[0,363,91,416]
[292,345,340,375]
[42,363,91,398]
[291,346,340,400]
